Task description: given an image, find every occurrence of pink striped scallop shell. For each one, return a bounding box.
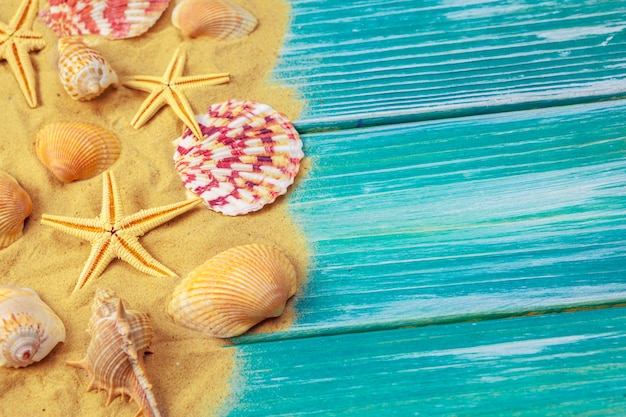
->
[39,0,171,39]
[173,100,303,216]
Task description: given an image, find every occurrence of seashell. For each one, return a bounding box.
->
[173,100,304,216]
[67,288,163,417]
[36,122,121,183]
[168,244,298,338]
[57,37,119,101]
[39,0,171,40]
[0,285,66,368]
[0,171,33,250]
[172,0,258,40]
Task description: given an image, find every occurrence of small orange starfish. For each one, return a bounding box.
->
[0,0,46,108]
[41,171,202,294]
[123,46,230,139]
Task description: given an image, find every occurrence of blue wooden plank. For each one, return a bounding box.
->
[276,0,626,131]
[226,307,626,416]
[237,99,626,343]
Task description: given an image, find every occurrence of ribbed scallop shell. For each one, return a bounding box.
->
[58,37,119,101]
[168,244,298,338]
[39,0,171,39]
[67,288,162,417]
[0,285,66,368]
[0,171,33,250]
[36,122,121,183]
[172,0,258,40]
[173,100,303,216]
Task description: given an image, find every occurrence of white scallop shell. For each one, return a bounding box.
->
[0,285,66,368]
[58,37,119,101]
[173,100,304,216]
[172,0,258,40]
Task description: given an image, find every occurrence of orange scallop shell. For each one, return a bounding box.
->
[0,171,33,250]
[171,0,258,39]
[35,122,121,182]
[168,244,297,338]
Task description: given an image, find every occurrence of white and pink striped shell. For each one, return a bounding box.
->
[39,0,171,39]
[0,285,66,368]
[57,37,118,101]
[173,100,304,216]
[67,288,162,417]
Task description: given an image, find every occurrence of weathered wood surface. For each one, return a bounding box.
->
[229,307,626,416]
[237,100,626,343]
[276,0,626,131]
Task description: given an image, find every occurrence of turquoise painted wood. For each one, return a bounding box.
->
[276,0,626,131]
[236,99,626,343]
[226,307,626,416]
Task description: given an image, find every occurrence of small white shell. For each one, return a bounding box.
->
[172,0,258,40]
[0,285,66,368]
[57,37,119,101]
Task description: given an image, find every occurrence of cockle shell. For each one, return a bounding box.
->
[172,0,258,40]
[0,285,66,368]
[0,171,33,250]
[36,122,121,182]
[39,0,171,39]
[168,244,298,338]
[173,100,304,216]
[67,288,162,417]
[58,37,119,101]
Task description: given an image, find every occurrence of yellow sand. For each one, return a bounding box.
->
[0,0,307,416]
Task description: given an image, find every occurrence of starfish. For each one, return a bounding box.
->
[0,0,46,108]
[41,171,202,294]
[123,46,230,140]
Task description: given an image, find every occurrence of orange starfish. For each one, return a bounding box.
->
[41,171,202,293]
[0,0,45,108]
[123,46,230,139]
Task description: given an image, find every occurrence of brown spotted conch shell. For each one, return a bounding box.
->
[0,285,66,368]
[0,171,33,250]
[35,122,121,183]
[168,244,298,338]
[67,288,163,417]
[171,0,258,39]
[57,37,119,101]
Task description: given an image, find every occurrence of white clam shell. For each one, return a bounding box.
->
[0,285,66,368]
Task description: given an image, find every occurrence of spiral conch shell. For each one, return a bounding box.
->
[0,285,66,368]
[36,122,121,183]
[0,171,33,250]
[168,244,298,338]
[58,37,119,101]
[172,0,258,40]
[67,288,163,417]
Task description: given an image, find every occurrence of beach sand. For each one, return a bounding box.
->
[0,0,308,415]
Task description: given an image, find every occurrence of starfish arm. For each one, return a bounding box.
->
[129,88,167,129]
[72,236,117,293]
[164,46,187,80]
[163,89,204,139]
[5,40,38,108]
[172,73,230,89]
[122,75,165,93]
[10,0,38,30]
[41,214,107,243]
[118,198,202,236]
[101,171,125,225]
[112,234,177,277]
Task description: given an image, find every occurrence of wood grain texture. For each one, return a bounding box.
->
[227,307,626,416]
[236,99,626,343]
[276,0,626,131]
